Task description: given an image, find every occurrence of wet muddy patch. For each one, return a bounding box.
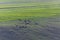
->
[0,17,59,40]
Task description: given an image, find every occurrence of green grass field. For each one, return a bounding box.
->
[0,3,60,22]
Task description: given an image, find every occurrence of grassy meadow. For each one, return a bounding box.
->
[0,3,59,22]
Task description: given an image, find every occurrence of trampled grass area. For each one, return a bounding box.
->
[0,3,60,22]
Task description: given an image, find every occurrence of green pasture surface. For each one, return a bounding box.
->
[0,3,60,22]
